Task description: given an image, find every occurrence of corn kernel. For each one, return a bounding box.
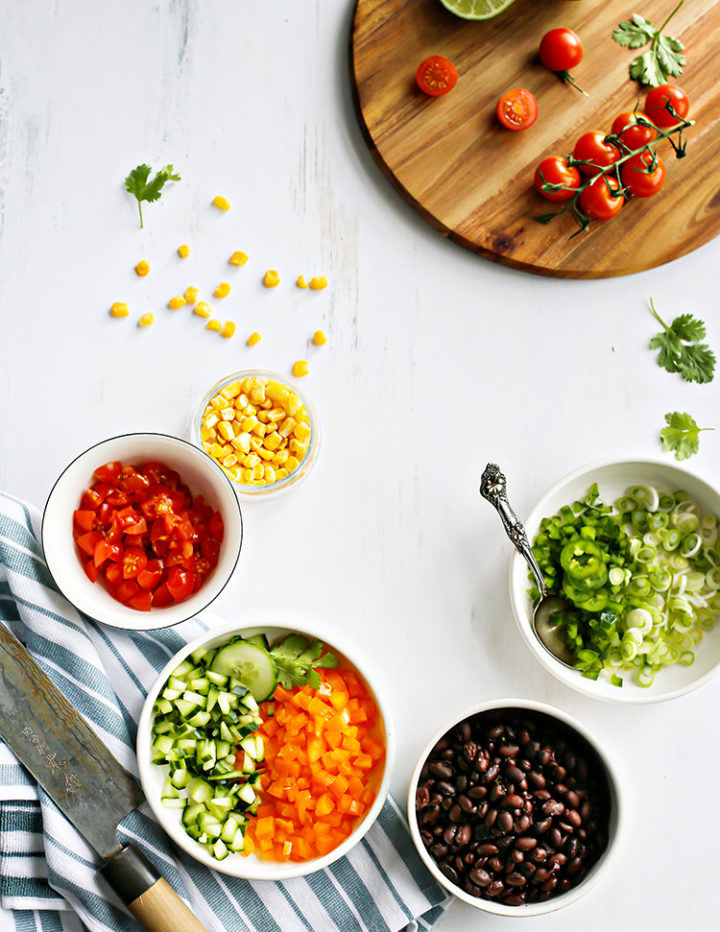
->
[264,431,283,451]
[266,382,289,403]
[285,456,300,472]
[272,450,289,466]
[242,453,260,468]
[168,295,186,310]
[218,421,235,441]
[134,260,150,277]
[184,286,199,305]
[267,407,285,422]
[178,244,191,258]
[221,381,242,400]
[220,407,235,422]
[297,275,308,289]
[249,436,263,452]
[292,360,310,378]
[289,438,307,456]
[195,302,212,318]
[309,276,327,290]
[220,321,236,339]
[257,411,270,424]
[212,195,231,211]
[206,318,222,332]
[313,330,327,346]
[247,332,262,347]
[214,282,231,299]
[243,404,257,416]
[257,447,275,461]
[138,312,154,328]
[264,466,277,483]
[283,395,301,417]
[230,251,248,266]
[279,418,296,438]
[251,421,266,437]
[110,302,129,318]
[237,393,249,408]
[203,412,219,430]
[252,464,264,481]
[294,422,312,443]
[277,468,289,479]
[222,453,238,468]
[241,415,258,433]
[202,442,213,454]
[210,394,225,410]
[263,270,280,288]
[232,432,252,453]
[249,385,266,405]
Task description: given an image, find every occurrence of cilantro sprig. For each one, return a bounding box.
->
[124,163,181,228]
[269,635,338,690]
[649,299,715,384]
[660,412,713,461]
[612,1,686,87]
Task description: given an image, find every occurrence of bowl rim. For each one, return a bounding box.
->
[191,369,321,498]
[136,616,395,880]
[508,456,720,705]
[41,431,243,631]
[406,697,623,917]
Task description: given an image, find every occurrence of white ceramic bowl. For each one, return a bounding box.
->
[407,699,622,917]
[509,458,720,703]
[137,619,394,880]
[42,433,243,630]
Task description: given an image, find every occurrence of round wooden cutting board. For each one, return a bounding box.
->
[351,0,720,278]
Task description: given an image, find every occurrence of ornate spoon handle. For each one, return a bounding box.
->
[479,463,547,598]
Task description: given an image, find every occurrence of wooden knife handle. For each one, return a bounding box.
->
[100,844,208,932]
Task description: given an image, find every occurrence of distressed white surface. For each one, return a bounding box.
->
[1,1,720,930]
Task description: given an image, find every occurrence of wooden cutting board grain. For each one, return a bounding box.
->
[351,0,720,278]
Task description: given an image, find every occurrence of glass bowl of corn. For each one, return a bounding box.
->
[192,370,320,498]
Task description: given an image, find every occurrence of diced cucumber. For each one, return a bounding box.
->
[237,783,256,807]
[210,641,278,702]
[206,670,228,687]
[212,839,229,860]
[188,778,213,803]
[171,769,191,789]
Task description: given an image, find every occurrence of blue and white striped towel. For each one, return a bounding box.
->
[0,493,450,932]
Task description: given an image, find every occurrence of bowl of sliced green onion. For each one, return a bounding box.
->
[509,458,720,703]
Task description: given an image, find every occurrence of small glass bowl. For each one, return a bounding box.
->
[191,370,320,499]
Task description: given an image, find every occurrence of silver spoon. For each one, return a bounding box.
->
[480,463,575,669]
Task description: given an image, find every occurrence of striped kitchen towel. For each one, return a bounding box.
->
[0,493,451,932]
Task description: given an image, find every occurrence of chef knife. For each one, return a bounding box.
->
[0,622,207,932]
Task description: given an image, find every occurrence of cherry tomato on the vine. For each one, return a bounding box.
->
[621,151,667,198]
[496,88,538,131]
[610,111,658,150]
[539,28,583,72]
[534,156,581,202]
[416,55,458,97]
[572,131,621,176]
[645,84,690,128]
[578,175,624,221]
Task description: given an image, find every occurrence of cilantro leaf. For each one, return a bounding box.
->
[124,163,181,228]
[269,635,338,690]
[613,2,686,87]
[660,412,713,461]
[649,299,715,384]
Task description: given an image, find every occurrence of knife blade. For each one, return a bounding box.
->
[0,622,207,932]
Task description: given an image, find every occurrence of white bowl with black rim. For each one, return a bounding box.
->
[136,619,395,880]
[509,458,720,703]
[42,433,243,630]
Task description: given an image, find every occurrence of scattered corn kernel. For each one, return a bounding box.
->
[138,313,154,328]
[292,360,310,378]
[309,276,327,290]
[168,295,186,310]
[214,282,231,299]
[177,244,191,258]
[230,251,249,266]
[134,260,150,277]
[247,332,262,347]
[184,286,199,305]
[194,302,212,318]
[264,270,280,288]
[199,376,312,488]
[212,196,231,211]
[313,330,327,346]
[297,275,308,289]
[206,319,222,332]
[221,321,236,339]
[110,302,129,318]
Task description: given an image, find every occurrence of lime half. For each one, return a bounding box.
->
[439,0,517,20]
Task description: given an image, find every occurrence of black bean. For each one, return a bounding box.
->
[440,862,459,885]
[456,825,471,847]
[535,818,552,834]
[456,775,468,792]
[506,873,526,887]
[497,811,514,833]
[534,789,551,801]
[477,843,498,856]
[430,843,448,859]
[487,880,505,897]
[505,765,525,784]
[527,771,546,789]
[516,836,537,851]
[456,721,472,742]
[488,857,503,873]
[499,744,520,758]
[534,868,550,884]
[538,747,552,766]
[566,790,580,809]
[443,826,458,846]
[531,847,548,863]
[448,804,462,823]
[504,794,525,809]
[429,760,452,779]
[549,764,567,783]
[566,857,583,875]
[416,785,430,809]
[483,763,499,784]
[458,795,476,813]
[488,725,504,739]
[514,815,531,834]
[541,799,565,818]
[469,868,491,887]
[542,876,558,892]
[510,849,524,863]
[485,808,498,828]
[504,894,526,906]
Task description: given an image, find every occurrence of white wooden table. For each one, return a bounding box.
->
[1,2,719,930]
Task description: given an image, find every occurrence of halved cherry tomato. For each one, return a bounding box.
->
[77,530,103,556]
[105,562,123,585]
[73,510,96,533]
[611,111,657,150]
[84,559,99,583]
[167,567,194,602]
[645,84,689,129]
[209,512,224,542]
[573,132,620,176]
[416,55,458,97]
[534,156,581,202]
[621,151,666,198]
[93,462,122,483]
[137,559,164,591]
[94,539,123,568]
[496,88,538,131]
[129,590,152,612]
[152,582,173,607]
[578,175,624,221]
[539,28,583,72]
[123,547,148,579]
[116,579,141,603]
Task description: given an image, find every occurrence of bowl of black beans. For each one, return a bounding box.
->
[408,700,621,916]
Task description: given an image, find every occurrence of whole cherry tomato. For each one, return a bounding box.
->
[496,88,538,131]
[611,111,658,150]
[645,84,689,128]
[621,151,667,198]
[416,55,458,97]
[534,156,581,201]
[579,175,624,221]
[573,131,621,176]
[539,28,583,71]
